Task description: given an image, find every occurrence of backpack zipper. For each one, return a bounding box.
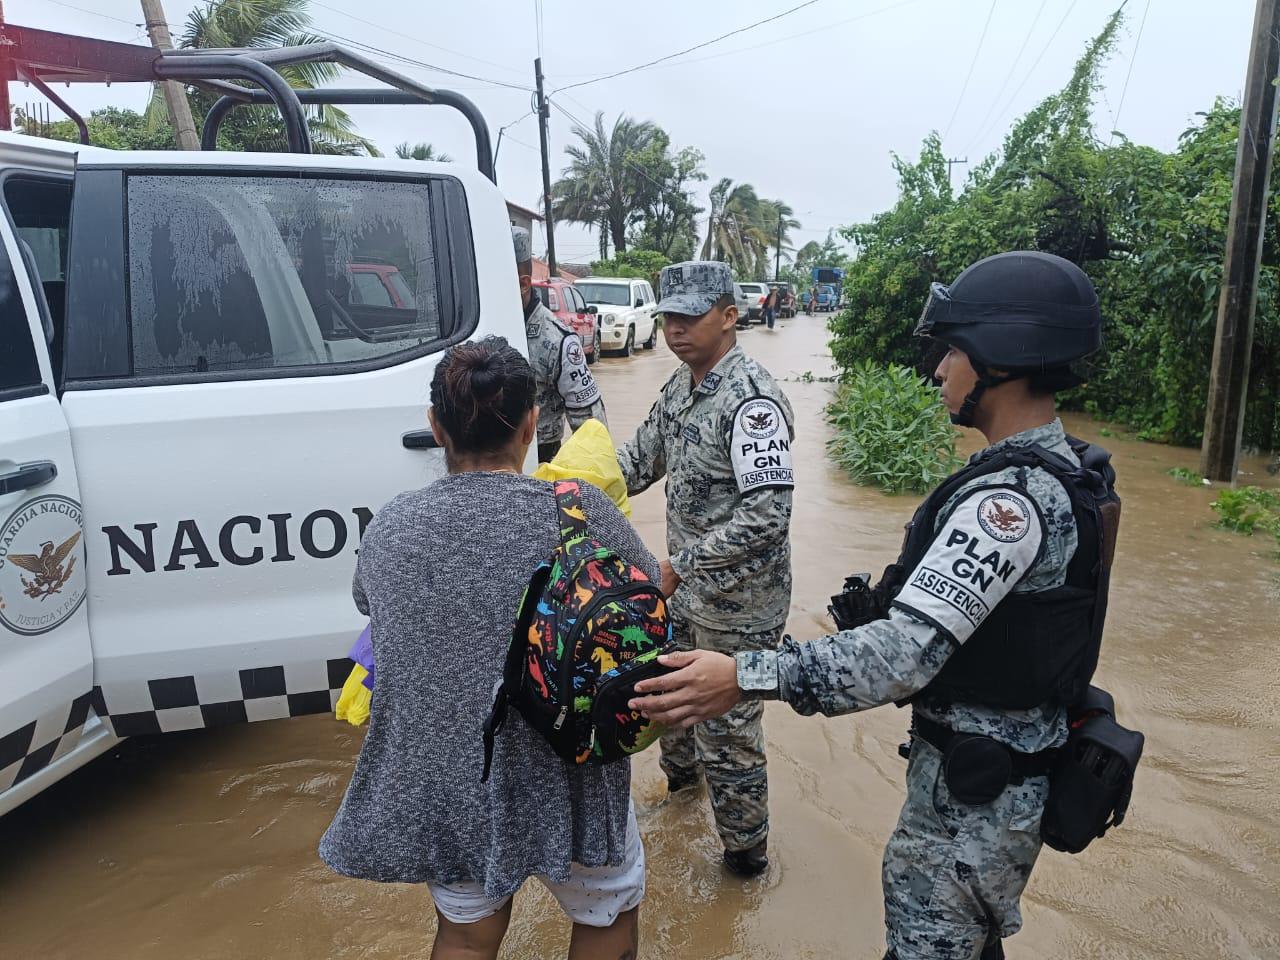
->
[554,581,664,729]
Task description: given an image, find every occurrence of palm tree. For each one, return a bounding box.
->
[553,112,660,255]
[149,0,378,156]
[395,142,452,162]
[758,199,800,279]
[700,179,773,278]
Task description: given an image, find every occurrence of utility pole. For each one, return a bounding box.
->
[1201,0,1280,481]
[534,57,557,274]
[774,212,783,281]
[139,0,200,150]
[946,156,968,188]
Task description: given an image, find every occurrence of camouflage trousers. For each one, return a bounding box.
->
[659,619,778,853]
[883,740,1048,960]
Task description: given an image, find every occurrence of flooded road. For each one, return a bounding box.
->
[2,316,1278,959]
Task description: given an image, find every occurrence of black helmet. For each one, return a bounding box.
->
[916,251,1102,425]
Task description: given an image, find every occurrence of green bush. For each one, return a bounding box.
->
[826,361,962,494]
[589,250,671,292]
[1211,486,1280,537]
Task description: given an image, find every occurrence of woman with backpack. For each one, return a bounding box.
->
[320,336,657,960]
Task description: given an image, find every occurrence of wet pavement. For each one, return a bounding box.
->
[2,315,1278,959]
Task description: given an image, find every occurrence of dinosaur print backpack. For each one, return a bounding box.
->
[481,481,673,781]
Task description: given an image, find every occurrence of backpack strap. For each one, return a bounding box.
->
[554,479,588,545]
[482,563,554,783]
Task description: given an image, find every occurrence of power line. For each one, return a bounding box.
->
[967,0,1079,151]
[307,0,527,76]
[549,0,927,80]
[1109,0,1152,143]
[964,0,1047,155]
[312,26,535,91]
[33,0,138,26]
[942,0,998,142]
[552,0,823,94]
[549,100,671,196]
[505,135,540,153]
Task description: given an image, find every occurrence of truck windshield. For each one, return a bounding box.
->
[576,283,631,306]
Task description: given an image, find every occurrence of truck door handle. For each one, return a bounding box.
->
[401,429,440,450]
[0,461,57,495]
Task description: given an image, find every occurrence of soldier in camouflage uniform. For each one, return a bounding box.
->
[616,261,794,878]
[512,227,607,462]
[630,253,1114,958]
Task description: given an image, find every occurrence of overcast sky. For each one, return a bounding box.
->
[14,0,1258,267]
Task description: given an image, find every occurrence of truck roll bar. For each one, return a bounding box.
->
[154,54,311,154]
[195,48,495,181]
[0,24,496,182]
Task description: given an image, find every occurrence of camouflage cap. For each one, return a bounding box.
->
[511,226,533,264]
[657,261,734,316]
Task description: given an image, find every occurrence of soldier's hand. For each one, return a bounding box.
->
[658,559,682,598]
[629,650,740,729]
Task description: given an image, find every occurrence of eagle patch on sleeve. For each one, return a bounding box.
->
[730,396,794,493]
[891,485,1045,644]
[556,334,601,409]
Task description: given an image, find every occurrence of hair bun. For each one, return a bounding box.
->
[468,359,502,398]
[428,336,537,454]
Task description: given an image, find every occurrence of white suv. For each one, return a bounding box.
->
[574,277,658,357]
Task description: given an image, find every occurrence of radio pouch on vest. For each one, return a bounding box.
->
[1041,685,1144,853]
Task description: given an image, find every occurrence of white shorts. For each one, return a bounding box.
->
[428,803,645,928]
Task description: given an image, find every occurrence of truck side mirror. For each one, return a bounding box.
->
[586,304,598,314]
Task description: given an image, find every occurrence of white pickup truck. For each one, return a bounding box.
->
[0,128,528,815]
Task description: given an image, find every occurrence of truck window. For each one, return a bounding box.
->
[547,288,560,311]
[350,270,394,307]
[125,174,450,377]
[3,176,72,386]
[0,239,42,397]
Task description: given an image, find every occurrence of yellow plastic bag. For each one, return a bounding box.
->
[532,419,631,516]
[335,663,372,726]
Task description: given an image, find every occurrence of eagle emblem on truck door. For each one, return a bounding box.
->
[11,532,82,601]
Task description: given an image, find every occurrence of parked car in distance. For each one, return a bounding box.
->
[533,278,600,363]
[738,282,770,323]
[733,282,753,328]
[574,277,658,356]
[817,283,838,311]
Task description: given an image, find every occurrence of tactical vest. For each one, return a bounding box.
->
[876,437,1121,711]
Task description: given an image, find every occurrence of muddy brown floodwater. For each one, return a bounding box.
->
[2,317,1278,960]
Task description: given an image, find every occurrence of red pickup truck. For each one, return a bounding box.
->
[532,278,600,363]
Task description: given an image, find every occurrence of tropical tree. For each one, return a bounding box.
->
[148,0,377,156]
[757,198,801,280]
[627,136,706,260]
[17,107,175,151]
[783,233,849,291]
[552,112,661,256]
[827,8,1280,451]
[395,142,452,162]
[700,179,774,278]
